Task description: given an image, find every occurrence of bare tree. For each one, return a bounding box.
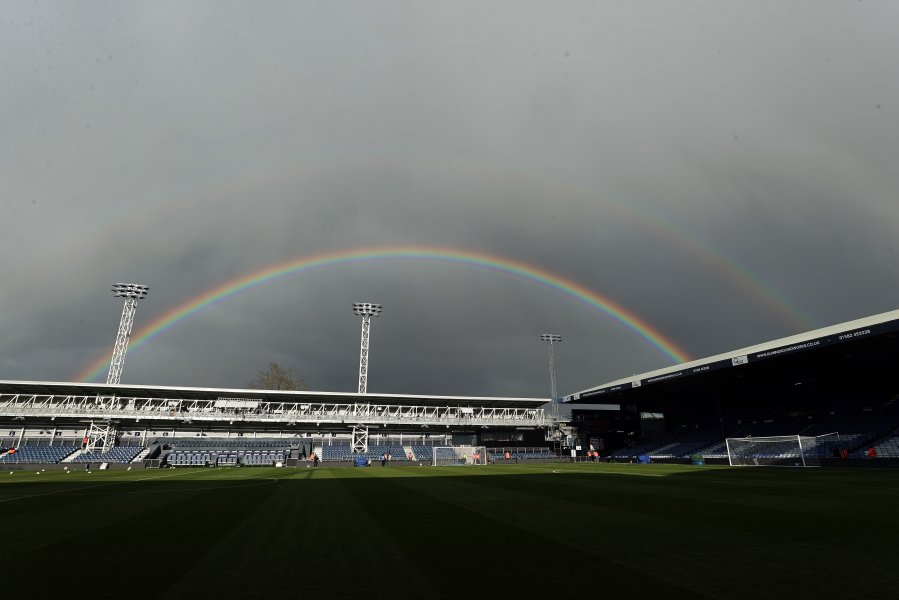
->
[248,362,306,390]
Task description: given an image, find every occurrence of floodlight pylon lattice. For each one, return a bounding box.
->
[540,334,562,419]
[351,302,380,454]
[83,421,116,454]
[353,303,382,395]
[106,283,149,385]
[352,424,369,454]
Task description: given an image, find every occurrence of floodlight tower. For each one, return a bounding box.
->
[106,283,149,385]
[352,302,381,454]
[353,302,382,394]
[541,334,562,418]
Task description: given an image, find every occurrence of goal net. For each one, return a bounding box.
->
[726,434,828,467]
[432,446,487,467]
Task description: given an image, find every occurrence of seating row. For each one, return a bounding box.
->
[166,450,286,466]
[163,439,294,448]
[488,449,554,460]
[612,409,899,460]
[320,444,411,462]
[0,446,78,464]
[71,447,144,463]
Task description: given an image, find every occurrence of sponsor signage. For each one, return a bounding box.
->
[576,318,899,398]
[750,318,899,362]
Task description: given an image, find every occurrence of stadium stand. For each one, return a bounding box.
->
[570,309,899,465]
[158,438,298,466]
[411,445,434,462]
[71,446,144,464]
[801,408,899,450]
[731,418,806,438]
[321,444,353,462]
[217,452,239,466]
[241,450,287,466]
[0,445,78,464]
[609,428,688,460]
[488,447,554,461]
[606,405,899,462]
[693,442,727,460]
[434,447,461,464]
[872,428,899,458]
[167,451,210,467]
[0,381,545,470]
[318,443,410,462]
[366,444,409,461]
[164,446,288,467]
[163,438,293,449]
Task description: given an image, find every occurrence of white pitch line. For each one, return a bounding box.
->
[0,469,210,504]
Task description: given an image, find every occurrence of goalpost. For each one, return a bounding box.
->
[726,434,839,467]
[432,446,487,467]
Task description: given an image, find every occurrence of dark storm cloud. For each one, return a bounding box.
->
[2,1,898,397]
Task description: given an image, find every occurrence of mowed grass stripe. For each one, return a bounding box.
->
[477,465,899,538]
[384,467,719,597]
[2,464,898,598]
[360,464,899,598]
[334,465,707,598]
[440,468,898,598]
[0,468,251,556]
[161,467,441,599]
[1,468,288,592]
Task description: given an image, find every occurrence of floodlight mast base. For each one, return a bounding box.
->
[83,420,116,454]
[352,425,369,454]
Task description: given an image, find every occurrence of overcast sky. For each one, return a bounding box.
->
[1,1,897,398]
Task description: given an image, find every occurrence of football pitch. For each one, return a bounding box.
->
[2,463,897,599]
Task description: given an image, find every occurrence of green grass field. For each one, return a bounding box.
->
[2,463,898,599]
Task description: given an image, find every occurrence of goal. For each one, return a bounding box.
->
[432,446,487,467]
[726,434,827,467]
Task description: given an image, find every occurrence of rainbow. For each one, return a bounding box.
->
[27,160,814,337]
[75,245,693,382]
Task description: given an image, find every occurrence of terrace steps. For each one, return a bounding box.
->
[61,449,83,462]
[131,447,152,463]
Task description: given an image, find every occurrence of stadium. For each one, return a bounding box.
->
[5,3,899,597]
[2,306,898,598]
[4,307,898,469]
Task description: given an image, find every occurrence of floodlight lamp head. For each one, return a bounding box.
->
[353,302,382,317]
[541,334,562,342]
[111,283,149,300]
